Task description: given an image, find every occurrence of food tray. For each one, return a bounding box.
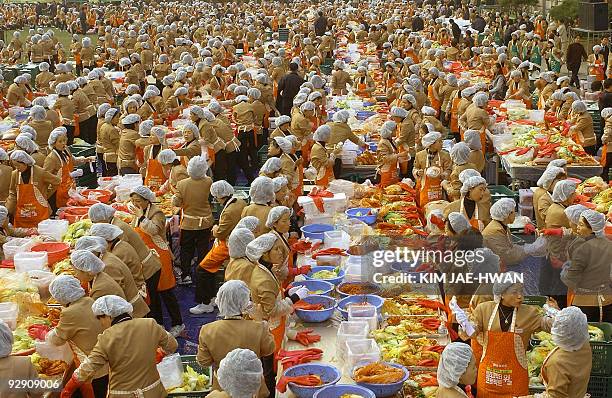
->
[166,355,212,397]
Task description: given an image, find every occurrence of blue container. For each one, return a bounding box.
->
[301,224,335,241]
[336,282,382,299]
[345,208,377,225]
[294,295,336,323]
[337,294,384,320]
[305,266,345,286]
[289,280,334,296]
[313,384,375,398]
[354,362,409,397]
[284,364,342,398]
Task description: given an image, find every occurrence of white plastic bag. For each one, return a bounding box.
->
[156,353,184,390]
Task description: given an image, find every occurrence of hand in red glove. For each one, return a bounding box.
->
[523,224,536,235]
[295,329,321,346]
[276,375,322,393]
[297,265,311,275]
[61,374,84,398]
[542,228,563,236]
[79,383,95,398]
[27,324,50,340]
[155,348,166,364]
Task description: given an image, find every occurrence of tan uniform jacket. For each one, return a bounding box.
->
[533,187,552,229]
[545,203,571,262]
[53,96,76,125]
[251,100,267,128]
[233,101,255,128]
[173,139,201,161]
[7,83,26,106]
[101,252,149,318]
[90,271,126,301]
[602,119,612,152]
[75,318,178,397]
[279,153,299,189]
[444,197,491,228]
[412,149,452,181]
[0,164,13,204]
[224,257,255,284]
[117,128,140,169]
[172,177,214,230]
[112,217,161,279]
[467,150,485,173]
[29,120,53,152]
[210,118,239,153]
[99,122,120,163]
[0,356,43,398]
[73,89,96,121]
[249,263,293,323]
[214,198,247,240]
[328,121,363,146]
[460,104,492,132]
[541,343,591,397]
[310,141,331,181]
[331,70,352,92]
[482,220,528,267]
[196,319,275,397]
[290,112,312,140]
[241,203,272,237]
[447,162,477,201]
[35,71,55,93]
[570,112,596,148]
[111,239,146,289]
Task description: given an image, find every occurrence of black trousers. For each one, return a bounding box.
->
[97,153,106,177]
[569,67,581,88]
[179,228,211,279]
[236,130,255,182]
[262,354,276,398]
[194,267,217,305]
[577,304,612,323]
[146,270,183,327]
[70,375,108,398]
[65,124,76,145]
[213,150,236,184]
[79,115,97,145]
[120,167,138,175]
[333,158,343,179]
[602,153,612,181]
[105,162,118,177]
[583,145,597,156]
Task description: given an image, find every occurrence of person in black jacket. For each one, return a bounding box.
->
[412,15,424,32]
[314,12,328,37]
[450,19,461,41]
[276,63,305,116]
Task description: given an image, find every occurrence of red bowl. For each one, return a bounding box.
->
[31,242,70,265]
[81,189,113,204]
[59,207,90,223]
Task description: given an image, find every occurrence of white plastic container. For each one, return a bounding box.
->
[529,110,545,122]
[298,193,347,217]
[37,219,69,242]
[304,213,334,226]
[519,204,534,219]
[328,179,355,199]
[0,302,18,330]
[2,238,36,260]
[14,252,48,273]
[346,339,380,372]
[156,353,184,389]
[337,321,369,361]
[315,254,341,267]
[519,189,533,206]
[348,304,378,332]
[35,341,73,363]
[344,262,363,283]
[28,270,55,300]
[324,230,351,250]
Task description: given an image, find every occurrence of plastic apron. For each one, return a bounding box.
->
[469,295,484,365]
[144,157,167,192]
[134,222,176,292]
[316,162,334,188]
[14,173,50,228]
[199,198,236,273]
[450,96,461,133]
[600,146,608,167]
[428,83,440,115]
[591,58,605,81]
[255,263,286,369]
[289,154,304,198]
[416,153,444,207]
[379,141,400,188]
[476,303,529,398]
[55,151,75,208]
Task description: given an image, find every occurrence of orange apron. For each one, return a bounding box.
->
[55,151,74,208]
[134,223,176,291]
[144,157,167,192]
[199,238,228,273]
[290,154,304,198]
[379,157,399,188]
[316,164,334,188]
[450,96,461,133]
[273,80,278,99]
[600,146,608,167]
[14,173,50,228]
[302,139,313,163]
[460,197,484,232]
[417,174,443,207]
[256,262,287,371]
[428,83,440,115]
[395,126,409,175]
[73,114,80,137]
[477,304,529,398]
[135,147,144,167]
[469,296,484,365]
[591,59,605,81]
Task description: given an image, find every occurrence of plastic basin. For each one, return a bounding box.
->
[345,208,376,225]
[336,282,382,299]
[313,384,375,398]
[305,266,345,286]
[353,362,409,397]
[284,364,342,398]
[81,189,113,204]
[295,295,336,323]
[301,224,335,241]
[288,280,334,296]
[31,242,70,265]
[337,295,384,320]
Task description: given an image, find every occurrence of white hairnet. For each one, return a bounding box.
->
[0,205,8,225]
[0,148,6,162]
[380,120,396,139]
[492,271,522,302]
[182,122,200,139]
[472,92,488,107]
[450,142,471,165]
[273,176,288,193]
[131,185,156,202]
[249,176,274,205]
[547,159,567,169]
[571,101,587,113]
[333,110,350,123]
[273,136,292,153]
[390,106,408,119]
[581,209,606,237]
[422,131,442,148]
[245,233,278,262]
[552,306,590,351]
[276,115,291,126]
[490,198,516,221]
[235,216,259,232]
[601,108,612,119]
[551,180,577,203]
[152,126,167,143]
[460,176,486,196]
[139,120,154,138]
[421,106,436,116]
[217,348,263,398]
[210,180,234,198]
[157,149,177,165]
[88,203,116,223]
[121,113,141,125]
[70,250,105,274]
[313,125,331,142]
[471,248,500,276]
[90,223,123,241]
[10,150,35,166]
[0,321,13,357]
[186,155,208,180]
[228,228,255,258]
[536,166,564,190]
[20,125,37,140]
[16,134,38,154]
[75,236,107,254]
[463,130,482,150]
[448,212,470,234]
[49,275,85,305]
[91,295,133,317]
[437,343,473,388]
[30,105,47,121]
[564,204,588,225]
[260,157,282,174]
[217,280,251,317]
[266,206,291,228]
[48,127,67,146]
[104,108,119,123]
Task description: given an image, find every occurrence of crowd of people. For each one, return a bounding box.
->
[0,0,611,397]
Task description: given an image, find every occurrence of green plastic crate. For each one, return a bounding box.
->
[69,144,96,158]
[257,145,268,167]
[488,185,518,203]
[589,322,612,376]
[166,355,212,397]
[523,295,547,307]
[588,375,612,398]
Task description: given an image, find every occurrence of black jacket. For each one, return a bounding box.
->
[412,17,424,32]
[276,71,305,116]
[314,16,328,36]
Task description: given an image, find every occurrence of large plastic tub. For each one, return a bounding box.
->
[337,321,369,360]
[346,339,380,373]
[353,362,409,397]
[31,242,70,265]
[14,251,48,273]
[0,302,18,330]
[2,238,35,260]
[283,364,341,398]
[37,219,69,242]
[294,295,336,323]
[298,193,347,217]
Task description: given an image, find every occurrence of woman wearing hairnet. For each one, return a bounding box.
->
[207,348,264,398]
[267,206,310,286]
[196,281,275,397]
[51,82,77,144]
[130,186,184,337]
[174,122,204,164]
[568,100,596,155]
[436,343,477,397]
[233,94,258,182]
[71,77,98,146]
[75,236,149,318]
[47,275,108,397]
[463,130,485,173]
[44,127,94,210]
[352,66,376,97]
[444,142,477,201]
[269,136,302,197]
[328,110,368,177]
[413,131,452,206]
[601,107,612,181]
[62,295,178,398]
[117,113,141,175]
[165,86,191,123]
[70,249,126,302]
[390,103,418,177]
[532,166,565,229]
[140,124,168,190]
[154,149,189,196]
[376,120,406,187]
[28,105,53,155]
[0,320,44,397]
[15,133,45,167]
[562,210,612,322]
[505,69,531,108]
[259,157,282,178]
[458,92,493,142]
[98,108,121,176]
[308,125,337,187]
[444,175,490,231]
[241,176,275,237]
[455,271,555,397]
[0,150,12,205]
[225,227,257,284]
[6,150,60,228]
[269,115,292,141]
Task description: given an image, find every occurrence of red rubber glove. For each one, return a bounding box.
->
[27,324,50,340]
[155,348,165,364]
[79,383,95,398]
[295,329,321,346]
[542,228,563,236]
[297,265,311,275]
[61,374,83,398]
[523,224,536,235]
